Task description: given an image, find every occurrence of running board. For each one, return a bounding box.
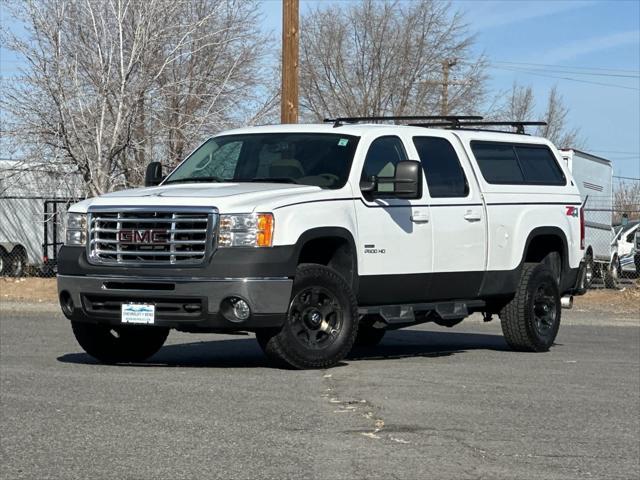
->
[359,300,485,325]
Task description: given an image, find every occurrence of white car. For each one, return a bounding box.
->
[613,221,640,278]
[57,117,587,369]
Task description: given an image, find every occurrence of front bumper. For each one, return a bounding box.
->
[57,275,292,331]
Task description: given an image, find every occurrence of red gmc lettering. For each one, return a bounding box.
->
[117,230,168,244]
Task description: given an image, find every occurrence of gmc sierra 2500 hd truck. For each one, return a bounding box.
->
[58,116,587,369]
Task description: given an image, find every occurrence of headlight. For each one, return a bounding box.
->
[218,213,274,248]
[65,213,87,246]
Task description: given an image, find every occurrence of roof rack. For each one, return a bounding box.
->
[323,115,483,128]
[408,120,547,135]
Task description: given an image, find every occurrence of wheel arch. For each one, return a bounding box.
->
[293,227,359,292]
[522,226,574,291]
[522,227,569,269]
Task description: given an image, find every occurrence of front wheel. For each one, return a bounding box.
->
[500,263,561,352]
[71,322,169,364]
[256,264,358,369]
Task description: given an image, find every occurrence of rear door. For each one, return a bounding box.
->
[409,133,487,299]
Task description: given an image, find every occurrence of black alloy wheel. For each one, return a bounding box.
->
[255,264,358,369]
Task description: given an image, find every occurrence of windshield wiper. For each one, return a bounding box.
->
[164,176,224,184]
[247,177,299,184]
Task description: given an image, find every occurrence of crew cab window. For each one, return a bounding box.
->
[471,141,565,185]
[362,136,408,192]
[413,136,468,197]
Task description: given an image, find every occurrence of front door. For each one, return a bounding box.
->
[354,135,434,305]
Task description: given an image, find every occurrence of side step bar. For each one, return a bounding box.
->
[359,300,486,325]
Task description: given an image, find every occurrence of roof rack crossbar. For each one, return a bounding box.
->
[323,115,483,128]
[408,120,547,135]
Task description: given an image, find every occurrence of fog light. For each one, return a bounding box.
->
[232,298,251,321]
[220,296,251,323]
[59,291,74,318]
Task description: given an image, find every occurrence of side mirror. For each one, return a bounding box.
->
[145,162,163,187]
[393,160,422,199]
[359,176,377,193]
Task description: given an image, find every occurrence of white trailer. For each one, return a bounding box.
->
[560,149,615,287]
[0,160,83,275]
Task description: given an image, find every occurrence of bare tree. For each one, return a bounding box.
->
[496,83,582,148]
[2,0,270,195]
[504,82,535,122]
[537,86,581,148]
[614,179,640,223]
[298,0,487,120]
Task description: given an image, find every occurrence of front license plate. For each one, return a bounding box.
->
[121,303,155,325]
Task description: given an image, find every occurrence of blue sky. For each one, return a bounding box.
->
[2,0,639,177]
[259,0,640,178]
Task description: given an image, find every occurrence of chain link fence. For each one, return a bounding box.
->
[1,159,84,279]
[583,176,640,289]
[0,197,73,278]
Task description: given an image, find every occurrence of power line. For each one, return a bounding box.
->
[490,61,640,75]
[491,65,640,91]
[492,64,638,79]
[614,175,640,181]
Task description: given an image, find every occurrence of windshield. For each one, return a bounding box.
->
[164,133,360,189]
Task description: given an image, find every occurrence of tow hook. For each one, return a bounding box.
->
[561,295,573,309]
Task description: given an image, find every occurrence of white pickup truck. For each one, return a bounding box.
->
[58,117,587,369]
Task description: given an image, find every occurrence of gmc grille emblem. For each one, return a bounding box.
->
[117,229,169,244]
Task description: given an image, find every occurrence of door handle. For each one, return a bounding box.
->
[464,210,482,222]
[411,211,429,223]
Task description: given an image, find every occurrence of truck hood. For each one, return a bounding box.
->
[69,182,328,213]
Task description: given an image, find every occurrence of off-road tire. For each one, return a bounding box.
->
[255,264,358,369]
[603,255,621,289]
[354,314,386,347]
[71,322,169,364]
[542,251,562,286]
[500,262,561,352]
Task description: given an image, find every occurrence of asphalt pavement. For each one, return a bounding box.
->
[1,305,638,480]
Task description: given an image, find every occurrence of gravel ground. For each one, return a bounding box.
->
[1,302,638,480]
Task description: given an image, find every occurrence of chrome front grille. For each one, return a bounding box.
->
[87,207,217,266]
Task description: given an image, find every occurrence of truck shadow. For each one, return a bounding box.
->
[57,329,509,369]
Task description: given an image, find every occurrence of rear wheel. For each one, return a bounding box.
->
[542,251,562,287]
[604,255,621,289]
[500,263,561,352]
[71,322,169,364]
[256,264,358,369]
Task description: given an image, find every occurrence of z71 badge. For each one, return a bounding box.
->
[565,206,579,217]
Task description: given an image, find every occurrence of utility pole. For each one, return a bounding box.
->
[281,0,299,124]
[441,58,457,116]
